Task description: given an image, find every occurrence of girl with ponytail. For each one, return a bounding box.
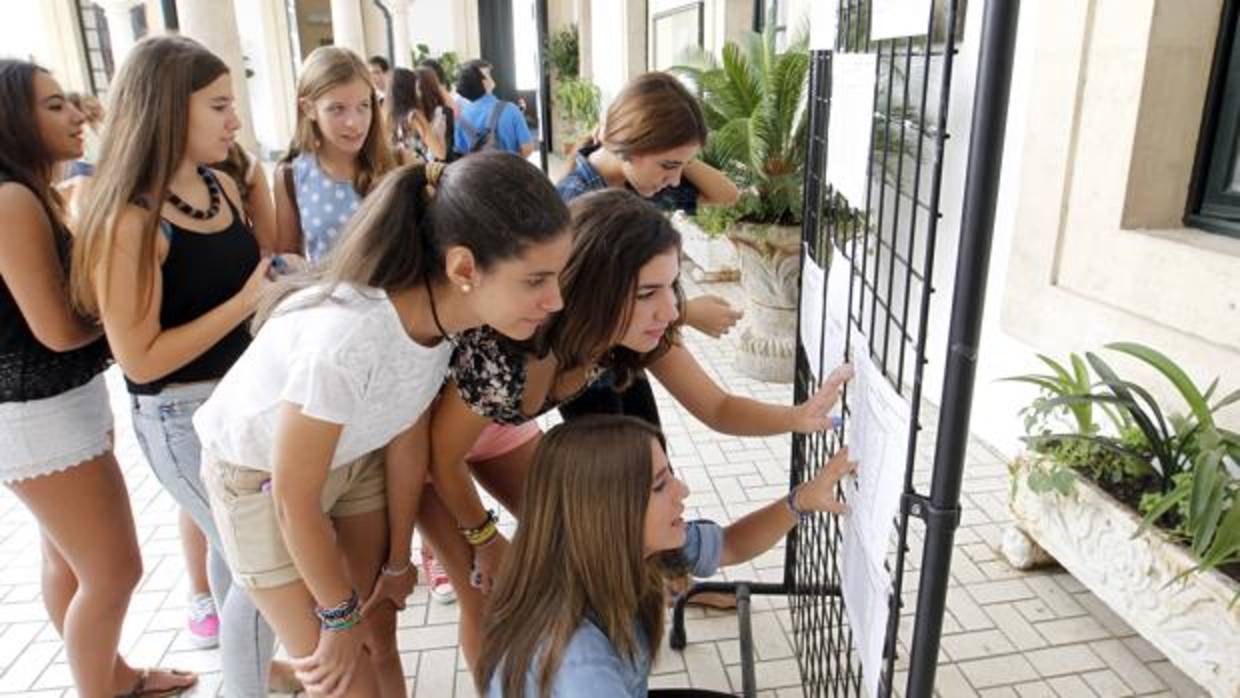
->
[193,151,571,696]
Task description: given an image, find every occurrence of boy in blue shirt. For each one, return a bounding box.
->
[454,59,534,157]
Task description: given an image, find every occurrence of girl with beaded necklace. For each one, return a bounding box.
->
[274,46,397,263]
[70,36,292,696]
[192,152,571,697]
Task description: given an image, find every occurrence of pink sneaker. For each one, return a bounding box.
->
[420,548,456,604]
[187,593,219,649]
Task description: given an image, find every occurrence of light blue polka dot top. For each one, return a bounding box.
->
[291,152,363,264]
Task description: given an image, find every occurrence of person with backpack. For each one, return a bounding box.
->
[454,60,534,157]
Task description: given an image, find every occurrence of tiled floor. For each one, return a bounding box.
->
[0,275,1208,697]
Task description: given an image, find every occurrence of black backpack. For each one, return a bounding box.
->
[459,100,507,154]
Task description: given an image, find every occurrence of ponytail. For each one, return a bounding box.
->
[254,153,566,330]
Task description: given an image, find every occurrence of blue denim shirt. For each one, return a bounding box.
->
[487,520,724,697]
[556,143,702,215]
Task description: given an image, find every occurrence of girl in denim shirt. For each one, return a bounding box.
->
[476,416,855,697]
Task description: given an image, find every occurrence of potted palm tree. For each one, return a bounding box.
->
[674,23,810,383]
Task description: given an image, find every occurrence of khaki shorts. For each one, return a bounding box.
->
[203,450,386,590]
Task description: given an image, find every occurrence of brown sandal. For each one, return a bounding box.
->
[114,668,197,697]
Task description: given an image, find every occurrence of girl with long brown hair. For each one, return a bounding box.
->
[477,416,854,696]
[0,58,195,698]
[193,152,571,697]
[421,189,853,665]
[409,66,455,162]
[556,71,744,429]
[274,46,397,262]
[386,66,454,163]
[70,35,291,696]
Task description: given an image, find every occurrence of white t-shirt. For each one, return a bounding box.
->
[194,283,451,471]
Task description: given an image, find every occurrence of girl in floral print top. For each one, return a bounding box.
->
[420,189,855,668]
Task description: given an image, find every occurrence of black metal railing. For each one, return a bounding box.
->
[670,1,1019,695]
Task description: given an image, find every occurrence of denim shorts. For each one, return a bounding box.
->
[130,381,218,535]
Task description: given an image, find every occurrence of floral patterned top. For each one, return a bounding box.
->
[450,326,605,425]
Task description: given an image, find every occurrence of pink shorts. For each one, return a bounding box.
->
[465,421,542,463]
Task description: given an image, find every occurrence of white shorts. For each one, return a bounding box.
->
[0,373,112,484]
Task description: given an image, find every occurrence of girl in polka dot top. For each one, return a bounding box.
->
[274,47,397,263]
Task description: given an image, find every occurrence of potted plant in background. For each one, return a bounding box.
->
[1002,343,1240,695]
[543,24,600,157]
[671,205,741,283]
[674,20,810,382]
[413,43,459,85]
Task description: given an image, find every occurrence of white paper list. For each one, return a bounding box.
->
[870,0,933,41]
[826,52,877,209]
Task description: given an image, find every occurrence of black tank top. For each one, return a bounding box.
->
[125,172,259,395]
[0,174,110,403]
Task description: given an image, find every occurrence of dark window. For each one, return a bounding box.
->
[74,0,148,95]
[1188,0,1240,239]
[753,0,788,49]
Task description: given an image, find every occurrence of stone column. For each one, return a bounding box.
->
[176,0,258,152]
[330,0,367,55]
[95,0,143,67]
[382,0,412,68]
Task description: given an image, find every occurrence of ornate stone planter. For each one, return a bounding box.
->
[726,222,801,384]
[671,212,739,282]
[1004,456,1240,697]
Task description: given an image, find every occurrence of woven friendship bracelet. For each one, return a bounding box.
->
[315,590,359,623]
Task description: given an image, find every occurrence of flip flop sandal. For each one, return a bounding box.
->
[114,668,197,698]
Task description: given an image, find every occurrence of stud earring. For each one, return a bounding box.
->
[461,284,472,293]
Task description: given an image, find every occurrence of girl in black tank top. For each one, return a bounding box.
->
[124,167,259,394]
[69,37,292,696]
[0,58,200,697]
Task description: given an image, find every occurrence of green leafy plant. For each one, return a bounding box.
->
[1097,343,1240,584]
[544,24,579,80]
[413,44,459,86]
[692,203,746,237]
[553,77,600,141]
[672,8,810,228]
[1008,343,1240,592]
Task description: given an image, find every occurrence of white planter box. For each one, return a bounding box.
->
[1004,457,1240,697]
[671,212,739,282]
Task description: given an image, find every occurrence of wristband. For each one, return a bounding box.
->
[461,510,499,546]
[786,485,811,521]
[465,520,498,547]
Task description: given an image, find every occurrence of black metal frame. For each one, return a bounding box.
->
[536,0,552,173]
[668,1,1020,696]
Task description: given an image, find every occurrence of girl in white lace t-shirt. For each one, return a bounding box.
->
[194,153,572,697]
